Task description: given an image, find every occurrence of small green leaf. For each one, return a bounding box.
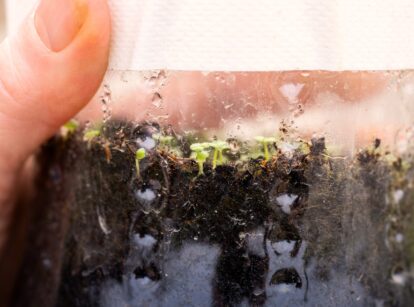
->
[162,136,174,142]
[63,120,79,133]
[190,143,204,152]
[211,140,229,150]
[191,142,211,152]
[197,150,209,162]
[255,136,265,143]
[264,137,277,143]
[153,134,174,143]
[84,129,101,141]
[152,133,161,140]
[136,148,146,160]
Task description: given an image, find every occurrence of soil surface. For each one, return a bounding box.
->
[11,121,414,307]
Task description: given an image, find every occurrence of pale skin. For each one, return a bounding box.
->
[0,0,385,302]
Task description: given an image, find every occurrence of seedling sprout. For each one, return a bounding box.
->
[190,143,211,175]
[255,136,277,161]
[135,148,146,179]
[84,128,101,142]
[61,119,79,139]
[153,134,174,150]
[210,140,230,169]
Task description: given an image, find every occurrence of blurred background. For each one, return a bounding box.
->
[0,0,5,40]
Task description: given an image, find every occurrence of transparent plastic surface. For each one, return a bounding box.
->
[79,71,414,153]
[21,71,414,306]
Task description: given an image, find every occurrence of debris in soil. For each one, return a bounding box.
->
[12,120,414,307]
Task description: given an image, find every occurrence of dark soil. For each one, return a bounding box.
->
[11,121,414,307]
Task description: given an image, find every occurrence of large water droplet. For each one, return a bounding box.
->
[279,83,304,104]
[133,233,157,249]
[246,227,266,257]
[275,194,298,214]
[136,188,157,204]
[137,136,156,151]
[272,240,296,255]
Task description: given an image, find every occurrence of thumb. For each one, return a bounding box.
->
[0,0,111,171]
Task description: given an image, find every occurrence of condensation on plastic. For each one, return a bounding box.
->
[5,1,414,154]
[76,70,414,155]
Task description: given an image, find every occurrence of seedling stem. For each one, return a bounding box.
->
[135,148,146,179]
[190,143,211,175]
[255,136,276,161]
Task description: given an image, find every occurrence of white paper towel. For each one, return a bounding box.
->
[6,0,414,71]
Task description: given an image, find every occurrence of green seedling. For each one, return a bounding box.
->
[83,128,101,142]
[160,135,174,145]
[153,134,174,144]
[190,143,211,175]
[153,134,174,149]
[64,120,78,133]
[153,133,184,157]
[61,119,79,139]
[135,148,146,179]
[190,142,211,152]
[255,136,277,161]
[210,140,230,169]
[83,126,102,149]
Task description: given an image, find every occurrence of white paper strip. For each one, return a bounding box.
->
[6,0,414,71]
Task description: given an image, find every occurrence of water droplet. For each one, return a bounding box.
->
[279,142,299,156]
[293,104,304,117]
[272,240,296,255]
[393,189,404,203]
[395,233,404,243]
[136,277,153,286]
[279,83,304,104]
[133,234,157,249]
[253,288,265,296]
[137,137,156,150]
[392,271,407,285]
[100,84,112,123]
[97,207,111,235]
[136,188,157,204]
[246,228,266,257]
[274,283,296,293]
[147,70,167,88]
[275,194,298,214]
[152,92,163,108]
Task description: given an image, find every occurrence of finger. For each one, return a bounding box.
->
[0,0,111,172]
[0,1,111,303]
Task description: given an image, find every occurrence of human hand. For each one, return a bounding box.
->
[0,0,110,303]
